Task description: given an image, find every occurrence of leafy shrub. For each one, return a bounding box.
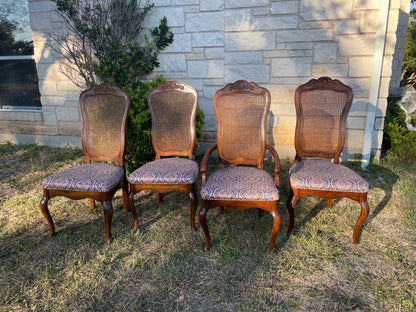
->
[125,76,205,174]
[382,97,416,161]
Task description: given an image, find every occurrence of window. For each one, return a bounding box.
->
[0,0,41,110]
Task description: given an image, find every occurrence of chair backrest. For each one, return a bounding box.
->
[79,83,130,165]
[148,80,198,159]
[294,77,353,163]
[214,80,271,168]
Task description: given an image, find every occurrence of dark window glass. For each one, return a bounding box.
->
[0,59,40,109]
[0,0,41,109]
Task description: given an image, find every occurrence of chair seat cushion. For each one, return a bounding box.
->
[200,166,279,201]
[42,163,124,192]
[128,158,198,185]
[289,160,369,193]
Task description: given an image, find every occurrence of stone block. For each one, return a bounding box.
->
[225,0,269,9]
[271,1,298,14]
[346,129,364,150]
[186,12,224,32]
[339,35,376,55]
[206,48,225,59]
[29,12,51,30]
[225,9,251,31]
[269,86,298,104]
[164,34,192,53]
[202,114,218,131]
[198,98,215,115]
[264,50,305,58]
[349,57,373,77]
[193,32,224,47]
[342,78,371,98]
[158,54,187,72]
[347,117,366,130]
[271,57,312,77]
[225,52,263,64]
[225,32,276,51]
[56,107,80,122]
[188,60,224,78]
[354,0,381,10]
[39,95,65,106]
[277,29,333,43]
[314,43,337,63]
[359,11,378,33]
[252,16,297,30]
[270,116,296,146]
[224,65,270,83]
[201,0,225,11]
[172,0,199,4]
[335,21,359,35]
[29,1,55,13]
[286,43,314,50]
[58,122,82,136]
[311,64,348,76]
[300,0,353,21]
[39,80,58,96]
[144,7,184,28]
[299,21,332,29]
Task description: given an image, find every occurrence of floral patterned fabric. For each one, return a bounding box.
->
[200,166,279,201]
[42,163,124,192]
[128,158,198,184]
[289,159,369,193]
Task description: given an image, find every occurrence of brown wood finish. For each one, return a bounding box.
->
[39,83,138,243]
[199,80,281,252]
[128,81,199,231]
[286,77,369,243]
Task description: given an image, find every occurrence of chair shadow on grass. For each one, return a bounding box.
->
[281,163,398,243]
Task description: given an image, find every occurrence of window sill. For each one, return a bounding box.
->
[0,108,43,122]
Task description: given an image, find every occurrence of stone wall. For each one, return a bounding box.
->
[0,0,411,161]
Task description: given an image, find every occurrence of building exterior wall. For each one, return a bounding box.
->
[0,0,411,161]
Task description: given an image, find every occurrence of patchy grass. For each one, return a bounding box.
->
[0,143,415,311]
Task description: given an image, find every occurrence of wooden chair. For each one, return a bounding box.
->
[286,77,369,243]
[199,80,281,252]
[128,81,199,231]
[40,83,138,243]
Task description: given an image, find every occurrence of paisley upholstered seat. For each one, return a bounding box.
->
[128,158,198,185]
[42,163,125,193]
[39,84,138,243]
[289,160,369,193]
[286,77,369,244]
[200,166,279,201]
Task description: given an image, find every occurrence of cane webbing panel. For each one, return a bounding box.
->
[215,81,270,165]
[80,84,129,163]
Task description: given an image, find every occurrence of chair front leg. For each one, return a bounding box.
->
[103,200,114,244]
[286,188,298,235]
[40,190,55,237]
[128,192,139,229]
[353,199,369,244]
[270,208,281,253]
[199,200,211,251]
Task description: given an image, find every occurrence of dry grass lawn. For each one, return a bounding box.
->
[0,142,415,311]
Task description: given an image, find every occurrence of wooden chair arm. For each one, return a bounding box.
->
[200,144,217,187]
[266,144,280,187]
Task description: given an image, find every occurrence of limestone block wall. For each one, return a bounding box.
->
[0,0,411,162]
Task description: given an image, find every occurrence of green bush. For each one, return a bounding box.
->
[125,76,205,174]
[383,97,416,161]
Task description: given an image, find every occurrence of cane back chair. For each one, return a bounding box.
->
[287,77,369,243]
[40,83,138,243]
[199,80,281,252]
[128,81,199,231]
